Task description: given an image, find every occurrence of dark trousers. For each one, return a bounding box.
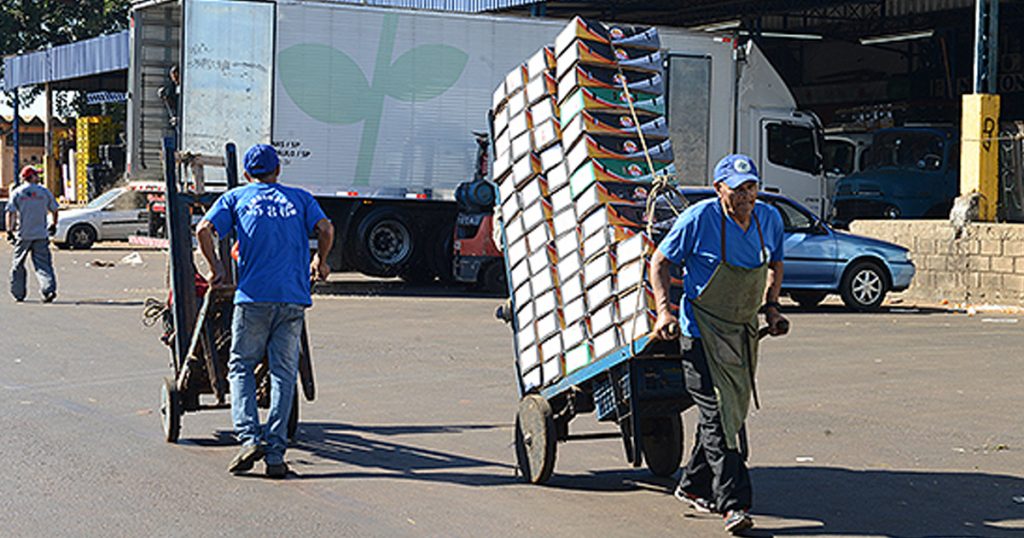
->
[677,338,752,512]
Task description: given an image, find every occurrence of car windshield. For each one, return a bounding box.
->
[864,131,945,171]
[85,189,123,209]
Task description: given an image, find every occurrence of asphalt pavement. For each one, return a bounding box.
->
[0,241,1021,537]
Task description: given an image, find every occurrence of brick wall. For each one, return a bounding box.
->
[850,220,1024,305]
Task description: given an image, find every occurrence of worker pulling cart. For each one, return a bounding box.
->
[156,140,316,443]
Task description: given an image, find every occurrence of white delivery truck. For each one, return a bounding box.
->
[126,0,825,280]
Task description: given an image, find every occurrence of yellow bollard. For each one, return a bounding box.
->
[960,94,1000,221]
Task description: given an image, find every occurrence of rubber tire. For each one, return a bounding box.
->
[353,208,415,277]
[160,377,182,443]
[789,291,827,308]
[54,242,72,250]
[480,261,507,294]
[641,414,683,477]
[68,224,96,249]
[428,223,455,284]
[514,394,557,484]
[840,261,889,311]
[287,388,299,442]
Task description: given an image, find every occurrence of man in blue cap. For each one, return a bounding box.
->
[650,154,788,534]
[196,143,334,478]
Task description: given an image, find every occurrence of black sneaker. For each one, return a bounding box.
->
[227,444,264,474]
[723,509,754,534]
[265,461,289,479]
[674,485,716,513]
[42,292,56,303]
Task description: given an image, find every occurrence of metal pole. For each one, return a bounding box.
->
[164,136,196,374]
[974,0,999,94]
[12,90,20,187]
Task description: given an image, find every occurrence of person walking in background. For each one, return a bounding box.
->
[195,144,334,479]
[6,166,59,303]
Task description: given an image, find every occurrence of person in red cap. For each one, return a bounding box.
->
[6,166,60,303]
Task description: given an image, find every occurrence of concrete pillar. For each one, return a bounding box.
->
[44,83,59,196]
[960,94,1000,221]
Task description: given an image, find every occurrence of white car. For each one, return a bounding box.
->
[54,186,158,249]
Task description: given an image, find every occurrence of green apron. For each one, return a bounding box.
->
[689,209,768,449]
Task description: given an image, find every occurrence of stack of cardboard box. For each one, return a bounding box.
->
[494,17,682,392]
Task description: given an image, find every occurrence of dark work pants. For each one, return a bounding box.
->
[677,338,752,513]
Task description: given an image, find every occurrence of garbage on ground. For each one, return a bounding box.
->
[795,456,814,463]
[119,252,144,266]
[89,260,116,268]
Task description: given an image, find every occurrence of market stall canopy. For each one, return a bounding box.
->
[2,31,129,92]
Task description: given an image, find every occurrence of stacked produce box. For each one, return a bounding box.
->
[493,17,683,393]
[75,116,115,201]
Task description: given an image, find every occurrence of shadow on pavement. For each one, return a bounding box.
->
[783,304,953,315]
[747,466,1024,537]
[287,421,518,487]
[313,280,505,300]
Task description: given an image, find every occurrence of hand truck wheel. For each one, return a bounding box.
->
[160,377,182,443]
[514,394,557,484]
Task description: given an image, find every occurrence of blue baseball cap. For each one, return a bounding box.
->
[713,154,760,188]
[243,144,280,175]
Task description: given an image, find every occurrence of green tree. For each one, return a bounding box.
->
[1,0,130,115]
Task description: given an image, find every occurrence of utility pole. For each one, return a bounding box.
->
[961,0,1000,221]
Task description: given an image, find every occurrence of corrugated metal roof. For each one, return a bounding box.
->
[886,0,973,17]
[326,0,539,12]
[2,31,129,91]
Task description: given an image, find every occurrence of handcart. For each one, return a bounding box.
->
[509,325,697,484]
[157,139,316,443]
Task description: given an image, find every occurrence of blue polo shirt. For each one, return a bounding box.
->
[203,183,327,306]
[657,198,784,338]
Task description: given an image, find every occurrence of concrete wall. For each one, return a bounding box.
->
[851,220,1024,306]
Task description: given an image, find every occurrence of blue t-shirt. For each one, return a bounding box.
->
[203,183,328,306]
[657,198,784,338]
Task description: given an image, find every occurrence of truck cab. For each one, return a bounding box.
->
[831,127,958,227]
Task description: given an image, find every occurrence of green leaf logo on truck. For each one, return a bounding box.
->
[279,14,469,185]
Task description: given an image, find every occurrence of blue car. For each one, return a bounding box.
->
[679,188,915,310]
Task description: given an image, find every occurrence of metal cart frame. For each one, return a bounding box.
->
[158,139,315,443]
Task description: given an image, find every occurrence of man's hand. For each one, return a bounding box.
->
[310,254,330,282]
[652,311,681,341]
[6,231,14,245]
[206,260,227,288]
[766,308,790,336]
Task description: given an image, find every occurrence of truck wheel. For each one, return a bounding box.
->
[354,208,414,277]
[840,261,889,311]
[68,224,96,249]
[428,223,455,283]
[480,261,507,294]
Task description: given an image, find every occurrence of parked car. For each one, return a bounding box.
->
[830,126,958,227]
[54,183,163,249]
[679,188,915,310]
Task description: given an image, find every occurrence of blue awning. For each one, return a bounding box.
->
[333,0,539,12]
[2,31,129,91]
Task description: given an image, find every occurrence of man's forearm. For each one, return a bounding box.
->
[6,212,15,231]
[315,220,334,259]
[196,224,220,269]
[765,261,784,303]
[650,250,674,316]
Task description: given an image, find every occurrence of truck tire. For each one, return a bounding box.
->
[428,223,455,284]
[353,208,415,277]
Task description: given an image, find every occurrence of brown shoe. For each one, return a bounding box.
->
[227,444,264,474]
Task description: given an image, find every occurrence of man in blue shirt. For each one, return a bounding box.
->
[650,154,788,534]
[197,144,334,478]
[6,166,60,303]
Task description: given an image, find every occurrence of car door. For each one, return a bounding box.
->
[100,190,148,240]
[768,197,839,286]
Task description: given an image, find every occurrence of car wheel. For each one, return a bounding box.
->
[789,291,827,308]
[68,224,96,249]
[840,261,889,311]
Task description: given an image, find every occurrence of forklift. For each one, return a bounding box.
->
[452,131,505,293]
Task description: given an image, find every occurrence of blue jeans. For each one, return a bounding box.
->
[229,302,305,465]
[10,238,56,300]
